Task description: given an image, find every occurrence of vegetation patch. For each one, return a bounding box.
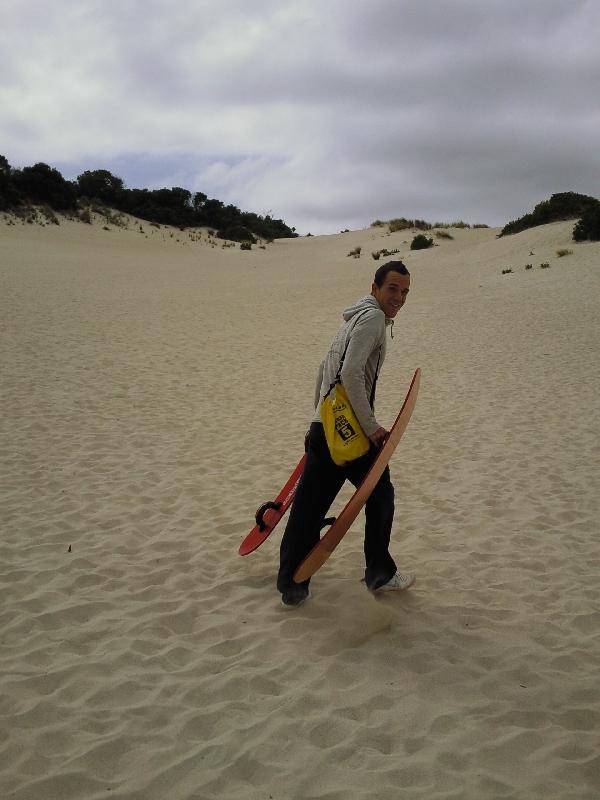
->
[0,154,297,242]
[573,204,600,242]
[410,234,434,251]
[39,204,60,225]
[371,247,401,260]
[389,218,431,233]
[501,192,600,237]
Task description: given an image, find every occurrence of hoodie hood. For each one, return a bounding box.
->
[342,295,394,335]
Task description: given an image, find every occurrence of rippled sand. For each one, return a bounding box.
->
[1,215,599,799]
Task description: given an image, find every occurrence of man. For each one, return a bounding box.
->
[277,260,415,607]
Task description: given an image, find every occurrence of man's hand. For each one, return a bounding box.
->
[369,427,388,448]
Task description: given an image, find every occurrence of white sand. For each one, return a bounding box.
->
[1,213,599,799]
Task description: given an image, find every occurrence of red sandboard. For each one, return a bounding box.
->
[239,454,307,556]
[293,368,421,583]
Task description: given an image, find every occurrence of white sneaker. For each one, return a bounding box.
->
[375,571,416,592]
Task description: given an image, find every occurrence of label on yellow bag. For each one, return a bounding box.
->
[320,383,370,465]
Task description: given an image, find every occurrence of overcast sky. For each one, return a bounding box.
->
[2,0,599,233]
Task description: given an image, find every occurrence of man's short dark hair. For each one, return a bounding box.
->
[373,260,410,287]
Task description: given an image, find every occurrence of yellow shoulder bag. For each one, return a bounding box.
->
[320,318,381,466]
[320,381,370,465]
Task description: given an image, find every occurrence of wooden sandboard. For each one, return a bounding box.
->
[293,368,421,583]
[239,454,307,556]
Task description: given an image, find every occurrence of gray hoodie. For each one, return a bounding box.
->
[312,295,394,437]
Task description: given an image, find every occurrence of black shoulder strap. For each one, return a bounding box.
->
[327,309,383,408]
[369,349,382,410]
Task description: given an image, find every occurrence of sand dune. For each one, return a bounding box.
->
[1,214,599,799]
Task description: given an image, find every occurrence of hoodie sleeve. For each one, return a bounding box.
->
[314,360,324,410]
[339,310,384,437]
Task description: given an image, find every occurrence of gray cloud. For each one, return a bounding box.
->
[1,0,599,232]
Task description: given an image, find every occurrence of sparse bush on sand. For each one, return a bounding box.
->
[389,218,432,233]
[435,230,454,240]
[374,217,481,234]
[372,247,401,260]
[502,268,513,274]
[410,234,434,251]
[240,241,252,250]
[556,249,573,257]
[40,204,60,225]
[347,246,361,258]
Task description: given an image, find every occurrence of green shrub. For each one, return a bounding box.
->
[410,234,434,251]
[217,223,257,244]
[388,217,432,233]
[13,162,77,210]
[388,218,413,233]
[573,204,600,241]
[240,241,252,250]
[502,192,600,236]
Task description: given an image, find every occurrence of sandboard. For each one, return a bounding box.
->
[293,368,421,583]
[239,454,307,556]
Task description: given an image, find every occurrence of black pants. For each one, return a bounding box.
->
[277,422,397,593]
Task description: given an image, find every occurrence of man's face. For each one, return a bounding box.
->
[371,271,410,318]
